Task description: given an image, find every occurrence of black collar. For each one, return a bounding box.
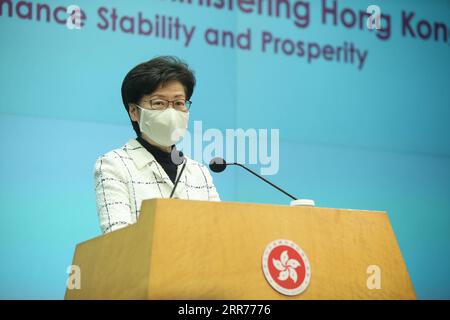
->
[136,136,177,164]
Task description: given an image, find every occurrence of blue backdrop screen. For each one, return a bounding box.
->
[0,0,449,299]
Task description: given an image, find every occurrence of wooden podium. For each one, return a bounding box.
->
[65,199,415,300]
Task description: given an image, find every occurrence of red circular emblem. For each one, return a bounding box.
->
[262,239,311,296]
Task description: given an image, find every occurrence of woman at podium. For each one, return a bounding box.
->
[93,56,220,234]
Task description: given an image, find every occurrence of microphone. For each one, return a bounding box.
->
[170,150,187,198]
[209,157,298,201]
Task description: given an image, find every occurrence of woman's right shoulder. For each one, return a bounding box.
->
[93,141,134,176]
[95,146,128,164]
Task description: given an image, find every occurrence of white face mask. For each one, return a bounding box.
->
[137,106,189,147]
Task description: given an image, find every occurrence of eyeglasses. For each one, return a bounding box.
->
[139,99,192,112]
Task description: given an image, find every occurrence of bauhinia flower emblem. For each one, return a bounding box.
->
[272,250,301,282]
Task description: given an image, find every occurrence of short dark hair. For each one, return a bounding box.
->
[121,56,196,136]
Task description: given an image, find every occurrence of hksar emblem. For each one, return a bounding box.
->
[262,239,311,296]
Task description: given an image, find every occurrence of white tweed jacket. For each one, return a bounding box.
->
[94,138,220,234]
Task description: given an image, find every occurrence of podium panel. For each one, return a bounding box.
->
[65,199,415,299]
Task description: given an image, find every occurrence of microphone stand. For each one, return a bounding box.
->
[170,158,187,198]
[229,162,298,201]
